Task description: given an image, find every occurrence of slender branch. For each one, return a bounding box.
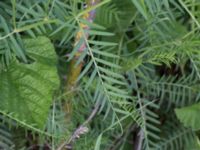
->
[108,124,137,150]
[0,31,16,40]
[56,103,100,150]
[63,0,101,122]
[132,71,149,149]
[60,1,101,149]
[0,19,57,41]
[134,129,144,150]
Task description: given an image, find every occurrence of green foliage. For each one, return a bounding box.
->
[1,0,200,149]
[0,124,15,150]
[175,102,200,130]
[0,36,59,129]
[157,123,196,150]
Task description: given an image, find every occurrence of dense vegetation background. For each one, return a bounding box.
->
[1,0,200,149]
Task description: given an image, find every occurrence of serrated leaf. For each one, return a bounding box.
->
[0,36,59,129]
[175,103,200,130]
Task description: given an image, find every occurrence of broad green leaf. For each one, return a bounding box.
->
[0,36,59,129]
[175,103,200,130]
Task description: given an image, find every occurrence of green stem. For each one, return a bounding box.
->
[62,0,101,139]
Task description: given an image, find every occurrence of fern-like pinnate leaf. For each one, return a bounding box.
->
[0,124,14,150]
[71,16,132,122]
[0,36,59,129]
[138,73,200,111]
[157,125,196,150]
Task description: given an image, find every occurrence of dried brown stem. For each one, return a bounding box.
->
[57,103,100,150]
[59,1,101,149]
[63,0,101,122]
[133,129,144,150]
